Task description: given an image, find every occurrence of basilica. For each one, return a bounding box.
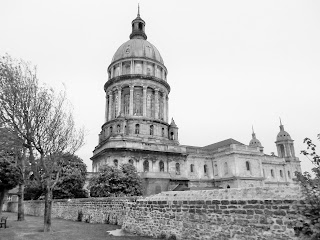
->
[91,10,302,195]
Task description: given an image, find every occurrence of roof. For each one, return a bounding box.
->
[112,39,164,64]
[202,138,245,151]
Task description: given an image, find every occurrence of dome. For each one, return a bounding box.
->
[276,130,292,141]
[276,122,292,141]
[249,138,262,147]
[112,39,164,64]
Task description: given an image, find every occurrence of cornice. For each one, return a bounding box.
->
[104,74,171,93]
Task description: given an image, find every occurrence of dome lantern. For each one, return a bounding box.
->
[130,4,147,40]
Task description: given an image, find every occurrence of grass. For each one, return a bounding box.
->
[0,212,156,240]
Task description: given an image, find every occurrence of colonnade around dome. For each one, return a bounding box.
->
[108,58,167,81]
[104,84,169,123]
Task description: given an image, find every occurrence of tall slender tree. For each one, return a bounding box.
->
[0,54,84,231]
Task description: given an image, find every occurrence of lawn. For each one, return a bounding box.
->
[0,212,156,240]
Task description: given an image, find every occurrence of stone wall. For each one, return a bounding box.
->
[3,187,307,240]
[4,197,140,225]
[122,187,306,240]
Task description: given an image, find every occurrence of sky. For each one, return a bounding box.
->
[1,0,319,173]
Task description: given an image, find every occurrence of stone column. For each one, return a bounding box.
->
[143,85,147,117]
[108,91,113,120]
[162,69,165,80]
[166,95,169,122]
[119,62,122,76]
[143,61,147,75]
[155,89,159,119]
[163,93,167,122]
[131,60,134,74]
[105,94,109,122]
[129,85,134,115]
[111,66,114,78]
[117,87,122,117]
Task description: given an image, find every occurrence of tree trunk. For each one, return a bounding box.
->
[0,189,9,216]
[17,183,25,221]
[43,186,52,232]
[17,150,26,221]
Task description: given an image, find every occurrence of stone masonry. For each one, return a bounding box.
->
[3,187,307,240]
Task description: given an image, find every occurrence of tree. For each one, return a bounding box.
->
[24,153,88,200]
[295,136,320,239]
[89,163,143,197]
[0,127,26,220]
[0,158,21,215]
[0,54,84,231]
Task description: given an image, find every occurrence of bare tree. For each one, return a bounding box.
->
[0,54,84,231]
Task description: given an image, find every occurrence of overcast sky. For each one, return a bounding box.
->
[1,0,319,173]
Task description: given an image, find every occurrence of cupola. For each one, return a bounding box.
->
[249,126,264,152]
[129,5,147,40]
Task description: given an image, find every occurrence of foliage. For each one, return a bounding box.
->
[24,153,88,200]
[89,163,143,197]
[0,54,84,231]
[0,158,21,192]
[295,136,320,239]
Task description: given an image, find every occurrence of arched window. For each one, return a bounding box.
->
[139,22,143,30]
[162,128,165,137]
[279,144,285,157]
[143,160,149,172]
[246,161,250,171]
[159,161,164,172]
[128,159,133,165]
[214,164,218,176]
[271,169,274,178]
[123,64,130,75]
[227,185,230,189]
[190,164,194,173]
[280,170,283,178]
[204,164,208,175]
[170,132,174,140]
[176,163,180,175]
[110,126,113,134]
[135,124,140,134]
[117,125,120,133]
[288,171,291,179]
[150,125,154,135]
[224,162,228,175]
[147,67,151,76]
[114,159,118,167]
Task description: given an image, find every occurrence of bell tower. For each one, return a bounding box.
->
[275,119,295,159]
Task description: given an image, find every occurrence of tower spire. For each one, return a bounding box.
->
[251,125,256,138]
[130,4,147,40]
[279,117,284,131]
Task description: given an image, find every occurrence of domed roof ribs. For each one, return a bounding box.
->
[130,4,147,40]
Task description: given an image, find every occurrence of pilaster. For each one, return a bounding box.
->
[129,85,134,115]
[143,85,147,117]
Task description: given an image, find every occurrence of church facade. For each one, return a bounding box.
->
[91,11,301,195]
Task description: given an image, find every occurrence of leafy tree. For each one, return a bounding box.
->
[0,127,26,220]
[295,136,320,239]
[24,154,88,200]
[0,54,84,231]
[89,163,143,197]
[0,158,21,215]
